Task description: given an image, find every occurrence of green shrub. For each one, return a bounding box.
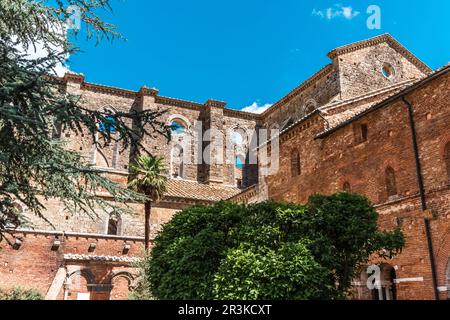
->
[141,193,404,300]
[0,287,43,300]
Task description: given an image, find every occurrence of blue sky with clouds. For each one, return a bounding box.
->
[67,0,450,112]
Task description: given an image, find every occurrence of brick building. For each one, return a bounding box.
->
[1,34,449,300]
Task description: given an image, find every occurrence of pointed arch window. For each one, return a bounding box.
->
[343,182,351,192]
[107,216,122,236]
[291,151,301,178]
[385,167,398,198]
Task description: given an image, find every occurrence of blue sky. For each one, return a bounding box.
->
[68,0,450,112]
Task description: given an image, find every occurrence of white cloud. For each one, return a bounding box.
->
[21,42,70,76]
[311,9,324,18]
[241,102,272,114]
[312,5,360,20]
[14,24,70,77]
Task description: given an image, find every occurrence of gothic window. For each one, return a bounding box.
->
[234,155,245,188]
[305,102,316,114]
[291,151,301,178]
[343,182,351,192]
[354,123,368,144]
[94,149,110,168]
[170,120,186,135]
[98,115,117,134]
[385,167,398,198]
[361,124,368,142]
[171,145,185,179]
[235,156,244,170]
[445,142,450,182]
[107,216,121,236]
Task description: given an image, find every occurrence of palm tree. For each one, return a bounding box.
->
[128,155,168,250]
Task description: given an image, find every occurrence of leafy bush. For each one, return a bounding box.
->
[141,193,404,300]
[0,287,43,300]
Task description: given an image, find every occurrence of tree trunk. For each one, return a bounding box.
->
[144,200,152,250]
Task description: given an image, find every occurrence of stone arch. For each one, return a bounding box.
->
[229,126,248,147]
[303,99,318,115]
[355,264,397,300]
[94,148,110,168]
[167,114,192,134]
[107,271,135,301]
[65,268,96,300]
[67,269,96,285]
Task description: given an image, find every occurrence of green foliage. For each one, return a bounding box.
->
[128,155,168,201]
[128,252,155,300]
[140,194,405,300]
[0,0,170,240]
[214,242,334,300]
[303,193,405,291]
[0,287,43,300]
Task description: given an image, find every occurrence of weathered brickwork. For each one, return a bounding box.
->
[263,69,450,300]
[0,231,145,300]
[0,34,448,300]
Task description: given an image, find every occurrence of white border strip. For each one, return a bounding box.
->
[394,277,424,284]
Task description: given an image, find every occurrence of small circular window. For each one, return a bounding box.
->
[381,63,395,79]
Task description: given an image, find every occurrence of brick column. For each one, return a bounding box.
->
[203,99,226,185]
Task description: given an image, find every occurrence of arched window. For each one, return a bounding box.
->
[171,145,185,179]
[170,120,186,135]
[231,130,245,146]
[234,155,245,188]
[445,142,450,183]
[385,167,398,198]
[305,102,316,114]
[343,182,351,192]
[94,149,110,168]
[97,107,117,134]
[291,151,301,178]
[107,216,121,236]
[235,156,244,170]
[381,63,395,79]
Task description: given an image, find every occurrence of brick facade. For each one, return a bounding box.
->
[1,34,449,300]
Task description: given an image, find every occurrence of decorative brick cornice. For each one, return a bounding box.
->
[63,72,85,83]
[327,33,432,74]
[223,108,260,121]
[81,82,137,98]
[155,96,203,110]
[260,64,334,118]
[138,85,159,97]
[204,99,227,109]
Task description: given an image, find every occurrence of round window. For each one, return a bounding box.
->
[381,63,395,79]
